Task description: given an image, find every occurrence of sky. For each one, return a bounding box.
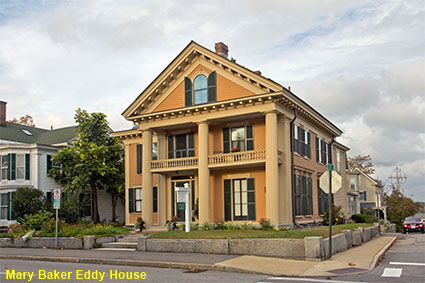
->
[0,0,424,201]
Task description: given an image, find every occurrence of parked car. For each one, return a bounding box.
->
[0,219,10,233]
[402,217,425,234]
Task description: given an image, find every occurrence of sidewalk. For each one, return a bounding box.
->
[0,236,397,277]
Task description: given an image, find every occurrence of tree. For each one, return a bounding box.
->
[8,114,36,127]
[348,154,375,174]
[48,109,124,223]
[385,189,423,230]
[12,187,50,220]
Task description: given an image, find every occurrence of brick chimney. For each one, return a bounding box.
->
[0,101,6,127]
[215,42,228,58]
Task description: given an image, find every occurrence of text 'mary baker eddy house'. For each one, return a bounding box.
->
[115,41,353,228]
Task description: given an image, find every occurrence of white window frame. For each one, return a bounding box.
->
[135,188,142,212]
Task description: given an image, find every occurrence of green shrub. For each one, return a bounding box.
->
[201,221,216,230]
[59,192,84,223]
[323,205,345,225]
[259,218,273,230]
[12,188,51,220]
[351,214,377,223]
[20,211,54,231]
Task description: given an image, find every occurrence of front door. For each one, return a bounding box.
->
[171,177,195,221]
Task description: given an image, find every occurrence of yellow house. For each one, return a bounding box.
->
[115,41,350,228]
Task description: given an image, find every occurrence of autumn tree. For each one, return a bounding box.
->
[48,109,124,223]
[385,189,423,230]
[8,114,36,127]
[348,154,375,175]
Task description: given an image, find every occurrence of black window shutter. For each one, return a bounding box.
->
[321,140,326,164]
[224,179,231,221]
[46,155,52,173]
[128,188,134,213]
[327,143,332,164]
[10,154,16,180]
[184,77,192,106]
[247,178,256,220]
[136,144,142,174]
[188,133,195,157]
[223,128,230,153]
[246,125,254,150]
[168,136,173,158]
[306,132,311,158]
[316,137,320,162]
[207,71,216,102]
[153,186,158,213]
[25,154,30,180]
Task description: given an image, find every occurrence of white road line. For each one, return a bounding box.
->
[382,268,402,277]
[260,277,366,283]
[390,261,425,266]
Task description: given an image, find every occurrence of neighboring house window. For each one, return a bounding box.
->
[79,192,92,217]
[168,133,195,159]
[1,154,30,180]
[223,125,254,153]
[224,178,255,221]
[336,151,341,172]
[316,137,329,164]
[350,177,356,190]
[348,196,355,213]
[359,191,367,201]
[294,174,313,216]
[1,155,8,180]
[293,125,310,158]
[47,155,60,174]
[184,71,216,106]
[0,193,9,219]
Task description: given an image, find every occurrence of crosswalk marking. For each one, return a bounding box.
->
[382,268,402,277]
[390,261,425,266]
[259,278,365,283]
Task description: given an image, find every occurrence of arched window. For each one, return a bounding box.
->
[193,75,208,105]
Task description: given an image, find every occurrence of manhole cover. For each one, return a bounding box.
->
[327,267,367,274]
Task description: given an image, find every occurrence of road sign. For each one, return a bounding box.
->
[319,170,342,193]
[53,189,61,199]
[53,198,60,209]
[177,202,185,211]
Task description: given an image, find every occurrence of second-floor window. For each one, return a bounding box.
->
[316,137,329,164]
[293,125,311,158]
[223,125,253,153]
[350,177,356,190]
[1,154,30,181]
[168,133,195,159]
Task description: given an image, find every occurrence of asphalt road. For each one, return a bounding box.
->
[0,259,268,283]
[258,232,425,283]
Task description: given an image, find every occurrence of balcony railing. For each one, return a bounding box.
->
[208,149,266,167]
[151,156,198,171]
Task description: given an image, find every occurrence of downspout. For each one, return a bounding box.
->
[289,107,302,229]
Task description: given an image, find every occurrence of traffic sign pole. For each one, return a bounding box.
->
[53,189,61,248]
[328,165,332,259]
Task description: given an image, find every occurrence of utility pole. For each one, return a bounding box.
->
[388,166,407,192]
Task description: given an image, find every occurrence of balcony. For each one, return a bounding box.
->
[150,149,277,172]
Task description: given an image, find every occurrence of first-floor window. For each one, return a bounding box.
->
[0,193,9,219]
[1,155,8,180]
[135,188,142,212]
[348,196,355,213]
[224,178,255,221]
[359,191,367,201]
[294,174,313,216]
[317,179,329,215]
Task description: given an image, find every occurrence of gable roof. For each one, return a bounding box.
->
[122,40,283,120]
[0,122,77,146]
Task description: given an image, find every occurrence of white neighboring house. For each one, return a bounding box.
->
[0,101,125,223]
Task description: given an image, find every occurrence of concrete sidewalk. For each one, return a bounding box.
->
[0,236,396,277]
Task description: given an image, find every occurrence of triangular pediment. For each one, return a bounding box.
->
[122,41,283,121]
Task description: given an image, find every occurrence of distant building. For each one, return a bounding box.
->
[0,101,124,222]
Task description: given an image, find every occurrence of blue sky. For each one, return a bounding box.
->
[0,0,424,201]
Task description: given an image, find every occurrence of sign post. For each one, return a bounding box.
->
[319,165,342,259]
[175,183,191,233]
[53,189,61,248]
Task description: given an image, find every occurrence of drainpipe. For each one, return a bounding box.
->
[289,107,302,229]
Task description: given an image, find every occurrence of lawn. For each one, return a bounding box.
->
[149,223,373,239]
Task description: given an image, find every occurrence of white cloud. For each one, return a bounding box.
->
[0,0,424,200]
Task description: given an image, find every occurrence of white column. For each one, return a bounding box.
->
[265,111,279,225]
[157,132,167,225]
[124,143,131,225]
[142,129,153,226]
[198,121,210,224]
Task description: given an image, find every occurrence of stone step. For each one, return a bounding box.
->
[101,242,138,249]
[93,248,136,252]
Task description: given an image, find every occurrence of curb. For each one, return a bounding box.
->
[368,236,397,270]
[0,255,261,275]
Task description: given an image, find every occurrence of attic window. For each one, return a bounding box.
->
[184,71,216,106]
[21,129,32,136]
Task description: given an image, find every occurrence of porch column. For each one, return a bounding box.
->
[142,129,153,226]
[124,143,131,226]
[265,110,279,225]
[198,121,210,224]
[157,132,167,225]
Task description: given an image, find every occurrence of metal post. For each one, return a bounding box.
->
[328,165,333,259]
[55,208,59,248]
[184,183,191,233]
